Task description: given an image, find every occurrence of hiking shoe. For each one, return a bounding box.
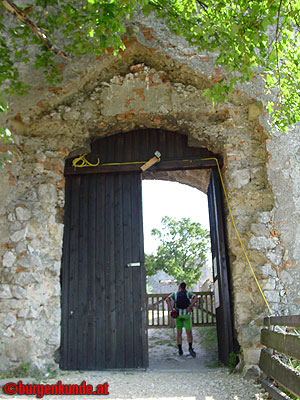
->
[189,348,196,358]
[178,348,183,356]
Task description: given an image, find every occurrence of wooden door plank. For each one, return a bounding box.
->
[95,175,106,369]
[131,173,141,367]
[114,173,126,368]
[87,175,97,370]
[207,169,234,365]
[78,175,89,369]
[123,174,135,368]
[68,176,81,369]
[104,174,116,368]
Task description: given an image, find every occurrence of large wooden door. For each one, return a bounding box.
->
[61,129,230,370]
[207,168,234,365]
[60,172,148,369]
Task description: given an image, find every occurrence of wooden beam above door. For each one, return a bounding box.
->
[64,157,220,176]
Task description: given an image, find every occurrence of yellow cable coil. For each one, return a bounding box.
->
[72,153,100,168]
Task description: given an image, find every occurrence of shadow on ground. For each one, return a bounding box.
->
[148,326,219,371]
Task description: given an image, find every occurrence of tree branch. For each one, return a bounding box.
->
[195,0,208,11]
[275,0,283,91]
[1,0,69,59]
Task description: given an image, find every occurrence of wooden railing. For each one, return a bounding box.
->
[259,315,300,400]
[147,291,216,328]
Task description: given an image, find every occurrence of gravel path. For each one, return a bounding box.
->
[1,328,267,400]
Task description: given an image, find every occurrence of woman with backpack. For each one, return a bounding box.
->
[166,282,198,357]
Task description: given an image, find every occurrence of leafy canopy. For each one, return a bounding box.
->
[145,216,210,287]
[1,0,300,133]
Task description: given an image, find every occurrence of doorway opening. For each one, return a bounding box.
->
[142,179,218,370]
[61,129,234,370]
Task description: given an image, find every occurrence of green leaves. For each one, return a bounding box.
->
[1,0,300,133]
[145,216,210,287]
[147,0,300,132]
[0,94,13,168]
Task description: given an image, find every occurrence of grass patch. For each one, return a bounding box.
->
[196,326,218,351]
[0,363,31,379]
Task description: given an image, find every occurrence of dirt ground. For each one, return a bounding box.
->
[0,326,267,399]
[148,325,219,371]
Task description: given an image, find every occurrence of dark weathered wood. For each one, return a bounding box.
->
[64,158,218,176]
[264,315,300,328]
[62,129,226,369]
[61,172,148,370]
[207,169,234,365]
[260,379,291,400]
[65,129,221,176]
[261,329,300,361]
[259,349,300,398]
[95,175,106,368]
[114,174,125,368]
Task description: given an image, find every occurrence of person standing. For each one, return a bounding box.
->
[166,282,198,357]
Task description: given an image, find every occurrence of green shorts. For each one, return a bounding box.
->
[176,314,192,331]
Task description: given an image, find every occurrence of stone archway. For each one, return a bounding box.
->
[1,55,273,371]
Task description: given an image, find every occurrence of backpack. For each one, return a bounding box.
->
[175,290,190,309]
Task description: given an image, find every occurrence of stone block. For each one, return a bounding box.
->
[3,312,17,327]
[0,284,12,299]
[280,270,294,285]
[15,206,31,222]
[2,251,17,268]
[240,325,261,346]
[248,236,277,251]
[11,285,27,299]
[10,221,22,231]
[38,183,57,204]
[266,250,282,266]
[242,365,261,380]
[230,169,250,188]
[250,223,269,236]
[243,348,261,365]
[264,290,280,303]
[248,101,263,121]
[18,254,43,271]
[5,339,33,363]
[10,228,28,243]
[13,272,39,286]
[260,264,276,277]
[262,279,276,291]
[16,241,27,254]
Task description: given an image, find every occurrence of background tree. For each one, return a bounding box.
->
[145,216,210,287]
[1,0,300,134]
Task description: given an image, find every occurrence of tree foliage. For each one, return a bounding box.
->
[1,0,300,133]
[145,216,210,287]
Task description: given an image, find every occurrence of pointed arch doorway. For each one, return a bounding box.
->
[60,129,234,370]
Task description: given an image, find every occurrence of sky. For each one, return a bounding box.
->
[142,180,210,254]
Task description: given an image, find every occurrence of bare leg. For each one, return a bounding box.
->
[177,330,182,345]
[177,330,183,355]
[186,330,193,344]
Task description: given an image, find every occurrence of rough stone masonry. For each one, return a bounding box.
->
[0,10,300,374]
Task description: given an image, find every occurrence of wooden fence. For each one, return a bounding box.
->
[259,315,300,400]
[147,292,216,328]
